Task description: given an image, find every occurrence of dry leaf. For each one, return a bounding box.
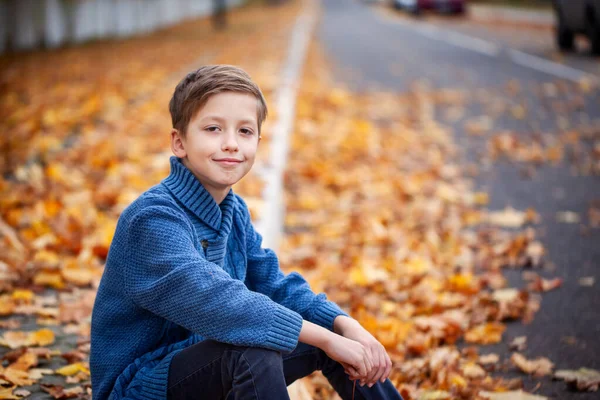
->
[0,387,20,400]
[479,390,548,400]
[554,368,600,392]
[55,362,90,377]
[556,211,580,223]
[578,277,595,287]
[465,323,505,344]
[511,353,554,377]
[487,208,527,228]
[509,336,527,352]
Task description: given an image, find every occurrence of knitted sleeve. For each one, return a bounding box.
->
[239,198,349,332]
[123,203,303,353]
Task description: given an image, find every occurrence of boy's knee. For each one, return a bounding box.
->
[241,346,283,368]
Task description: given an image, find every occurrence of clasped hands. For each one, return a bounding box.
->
[327,316,393,388]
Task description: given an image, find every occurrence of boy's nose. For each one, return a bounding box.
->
[222,131,239,151]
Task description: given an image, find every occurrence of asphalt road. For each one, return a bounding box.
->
[318,0,600,398]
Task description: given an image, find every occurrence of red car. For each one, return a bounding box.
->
[393,0,466,15]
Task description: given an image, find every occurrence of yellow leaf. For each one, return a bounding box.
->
[473,192,489,205]
[55,362,90,377]
[349,267,369,287]
[33,271,65,290]
[449,372,467,389]
[33,250,60,268]
[30,329,55,347]
[465,323,505,344]
[11,290,34,303]
[0,386,20,399]
[447,273,479,294]
[0,295,16,316]
[61,267,94,286]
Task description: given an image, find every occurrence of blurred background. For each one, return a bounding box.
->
[0,0,599,399]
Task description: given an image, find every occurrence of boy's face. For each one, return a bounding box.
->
[171,91,260,200]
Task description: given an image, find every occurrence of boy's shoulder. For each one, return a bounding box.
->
[120,184,251,225]
[119,183,184,223]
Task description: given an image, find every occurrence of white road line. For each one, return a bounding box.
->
[413,23,500,56]
[508,48,597,83]
[443,30,501,57]
[376,7,598,82]
[255,3,316,251]
[379,11,501,57]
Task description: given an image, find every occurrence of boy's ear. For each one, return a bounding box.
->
[171,129,187,158]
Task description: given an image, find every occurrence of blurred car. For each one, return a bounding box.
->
[393,0,466,15]
[554,0,600,54]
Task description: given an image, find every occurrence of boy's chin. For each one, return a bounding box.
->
[214,177,244,188]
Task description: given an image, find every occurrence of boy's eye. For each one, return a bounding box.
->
[240,128,254,136]
[206,126,220,132]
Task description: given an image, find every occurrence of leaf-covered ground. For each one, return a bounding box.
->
[0,2,300,398]
[278,40,596,400]
[0,0,599,399]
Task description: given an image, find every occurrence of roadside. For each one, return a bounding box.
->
[316,0,600,399]
[468,3,554,30]
[470,0,552,10]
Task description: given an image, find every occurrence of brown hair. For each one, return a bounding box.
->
[169,65,268,136]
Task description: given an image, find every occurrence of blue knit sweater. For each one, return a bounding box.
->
[90,156,348,400]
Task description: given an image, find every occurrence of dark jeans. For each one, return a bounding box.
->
[167,340,403,400]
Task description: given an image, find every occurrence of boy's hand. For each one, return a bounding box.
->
[322,334,372,378]
[334,316,392,387]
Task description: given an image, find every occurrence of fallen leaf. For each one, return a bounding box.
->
[527,277,563,292]
[0,387,20,400]
[465,323,505,344]
[487,208,527,228]
[12,389,30,397]
[554,368,600,392]
[40,384,84,399]
[0,328,55,349]
[479,390,548,400]
[556,211,580,224]
[418,391,451,400]
[578,277,595,287]
[511,352,554,377]
[55,362,90,377]
[28,368,54,380]
[479,353,500,365]
[509,336,527,352]
[0,368,33,386]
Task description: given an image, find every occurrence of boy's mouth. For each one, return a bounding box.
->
[214,158,243,166]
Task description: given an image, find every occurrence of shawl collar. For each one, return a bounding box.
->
[162,156,235,236]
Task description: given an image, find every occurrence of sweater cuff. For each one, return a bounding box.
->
[311,301,349,331]
[264,306,303,353]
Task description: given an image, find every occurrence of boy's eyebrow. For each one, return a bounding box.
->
[200,115,257,126]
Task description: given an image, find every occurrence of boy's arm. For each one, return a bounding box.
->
[240,199,349,332]
[123,204,303,353]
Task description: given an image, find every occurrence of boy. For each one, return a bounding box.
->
[90,65,403,400]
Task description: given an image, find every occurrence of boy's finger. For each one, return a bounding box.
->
[369,352,385,386]
[366,348,375,372]
[381,354,393,382]
[366,350,383,387]
[342,363,361,378]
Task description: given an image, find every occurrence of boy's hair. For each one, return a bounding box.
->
[169,65,268,136]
